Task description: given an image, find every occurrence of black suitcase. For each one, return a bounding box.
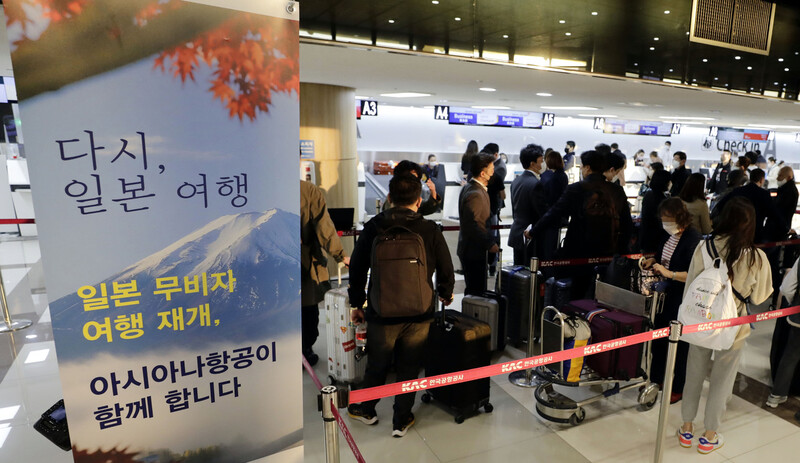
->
[423,309,493,423]
[500,265,538,345]
[544,277,572,311]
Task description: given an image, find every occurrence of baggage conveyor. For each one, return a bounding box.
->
[534,281,663,425]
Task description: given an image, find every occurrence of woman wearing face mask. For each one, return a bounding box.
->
[641,198,701,404]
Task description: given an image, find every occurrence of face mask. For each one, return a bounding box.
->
[778,179,788,187]
[662,221,680,236]
[672,160,681,169]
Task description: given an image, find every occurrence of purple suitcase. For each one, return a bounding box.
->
[562,300,647,381]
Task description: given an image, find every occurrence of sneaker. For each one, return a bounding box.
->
[766,394,788,408]
[677,427,694,448]
[391,414,415,438]
[302,349,319,367]
[347,404,378,425]
[697,433,724,454]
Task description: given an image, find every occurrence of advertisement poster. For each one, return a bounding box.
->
[5,0,302,461]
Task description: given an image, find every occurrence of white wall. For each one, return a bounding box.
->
[356,105,800,165]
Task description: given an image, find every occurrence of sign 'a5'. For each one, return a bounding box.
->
[360,100,379,117]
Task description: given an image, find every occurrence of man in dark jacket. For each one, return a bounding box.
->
[508,144,547,265]
[708,150,732,196]
[712,168,788,243]
[529,150,633,299]
[670,151,691,197]
[484,143,505,274]
[347,174,455,437]
[458,153,499,295]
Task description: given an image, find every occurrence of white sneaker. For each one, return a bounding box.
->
[766,394,788,408]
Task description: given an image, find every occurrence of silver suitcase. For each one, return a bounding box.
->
[462,295,504,351]
[324,286,367,384]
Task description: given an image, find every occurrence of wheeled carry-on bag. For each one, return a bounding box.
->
[423,308,493,423]
[324,269,367,384]
[463,251,508,351]
[500,265,535,345]
[561,299,647,381]
[544,277,572,312]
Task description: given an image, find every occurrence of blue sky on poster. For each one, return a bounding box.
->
[21,55,299,299]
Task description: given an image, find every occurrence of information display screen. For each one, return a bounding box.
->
[602,118,673,136]
[448,107,544,128]
[714,127,771,141]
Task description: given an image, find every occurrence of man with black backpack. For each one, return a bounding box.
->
[347,174,455,437]
[528,150,633,299]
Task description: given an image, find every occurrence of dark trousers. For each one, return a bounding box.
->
[301,304,320,352]
[650,338,690,394]
[355,321,430,426]
[773,324,800,396]
[460,256,488,296]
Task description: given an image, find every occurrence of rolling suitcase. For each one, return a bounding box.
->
[500,265,534,345]
[562,299,647,381]
[423,308,493,423]
[324,274,367,384]
[462,250,507,351]
[544,277,572,311]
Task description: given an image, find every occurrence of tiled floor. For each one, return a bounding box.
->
[2,235,800,463]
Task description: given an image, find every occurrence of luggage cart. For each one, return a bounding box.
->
[534,281,663,426]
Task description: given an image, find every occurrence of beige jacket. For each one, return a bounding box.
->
[683,199,712,235]
[301,181,345,306]
[684,236,772,349]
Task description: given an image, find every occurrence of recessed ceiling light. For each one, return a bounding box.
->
[536,92,553,97]
[502,34,509,38]
[559,20,566,24]
[785,68,790,71]
[714,77,718,80]
[650,47,655,51]
[654,37,659,41]
[669,68,674,72]
[388,19,395,24]
[431,0,439,3]
[659,116,716,121]
[693,78,697,81]
[634,62,638,66]
[479,87,496,92]
[380,92,432,98]
[735,56,741,60]
[775,81,780,85]
[664,10,671,14]
[591,11,598,16]
[541,106,599,110]
[565,32,572,36]
[686,31,690,35]
[24,349,50,364]
[471,105,511,110]
[779,58,784,62]
[747,66,752,70]
[454,17,461,21]
[702,58,708,62]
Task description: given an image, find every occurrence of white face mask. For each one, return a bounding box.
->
[662,221,680,236]
[778,179,788,187]
[672,160,681,169]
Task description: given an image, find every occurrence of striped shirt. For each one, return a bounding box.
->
[661,235,680,269]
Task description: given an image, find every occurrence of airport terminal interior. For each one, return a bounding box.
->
[6,0,800,462]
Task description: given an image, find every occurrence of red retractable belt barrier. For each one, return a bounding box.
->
[0,218,35,224]
[348,305,800,405]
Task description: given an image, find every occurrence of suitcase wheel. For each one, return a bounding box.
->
[484,403,493,413]
[568,408,585,426]
[421,393,432,404]
[454,415,465,424]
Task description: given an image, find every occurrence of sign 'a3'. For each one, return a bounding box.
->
[360,100,379,117]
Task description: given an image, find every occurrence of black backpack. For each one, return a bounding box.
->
[369,225,433,318]
[582,183,620,256]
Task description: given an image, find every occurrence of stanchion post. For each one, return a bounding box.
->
[510,257,542,387]
[320,385,340,463]
[654,320,682,463]
[0,267,32,334]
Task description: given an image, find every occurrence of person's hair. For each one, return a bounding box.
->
[546,150,564,170]
[650,162,664,172]
[635,149,645,156]
[714,196,760,279]
[722,150,731,156]
[679,173,707,202]
[566,141,575,148]
[519,144,544,169]
[471,153,496,177]
[665,141,672,146]
[394,160,423,178]
[749,168,765,184]
[736,155,751,170]
[389,174,422,207]
[427,154,436,161]
[745,151,758,165]
[605,151,625,171]
[769,156,777,163]
[649,151,659,159]
[649,170,671,193]
[610,143,619,150]
[580,150,607,174]
[778,165,794,181]
[594,143,611,156]
[465,140,479,157]
[727,169,747,188]
[658,197,692,229]
[481,143,499,155]
[673,151,687,161]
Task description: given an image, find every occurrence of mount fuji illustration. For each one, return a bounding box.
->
[50,209,301,362]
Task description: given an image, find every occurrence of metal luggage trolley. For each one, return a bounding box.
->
[534,280,664,426]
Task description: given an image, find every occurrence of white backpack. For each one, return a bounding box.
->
[678,239,743,350]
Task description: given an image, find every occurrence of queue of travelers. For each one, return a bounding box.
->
[301,140,800,449]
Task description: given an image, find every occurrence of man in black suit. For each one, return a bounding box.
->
[712,168,787,243]
[670,151,691,197]
[458,153,499,296]
[508,144,547,265]
[529,150,633,299]
[483,143,505,275]
[708,150,733,196]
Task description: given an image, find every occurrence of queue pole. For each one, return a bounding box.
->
[510,256,543,387]
[0,267,32,334]
[654,321,682,463]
